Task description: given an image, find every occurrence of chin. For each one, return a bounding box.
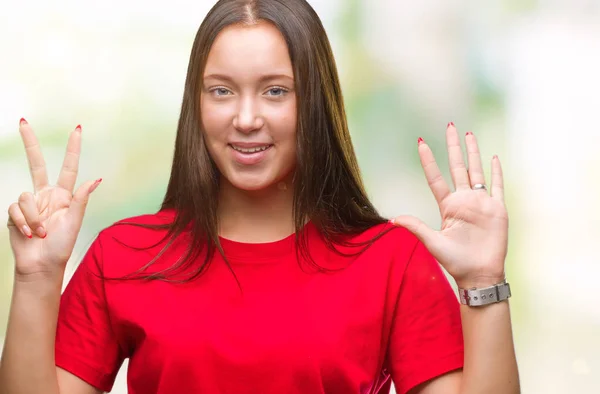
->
[227,174,278,192]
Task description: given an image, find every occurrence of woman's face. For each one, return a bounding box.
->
[200,21,297,191]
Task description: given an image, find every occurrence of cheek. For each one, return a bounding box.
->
[201,100,229,133]
[200,99,232,153]
[275,119,298,171]
[267,100,297,144]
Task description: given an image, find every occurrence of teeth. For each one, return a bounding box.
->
[231,145,270,153]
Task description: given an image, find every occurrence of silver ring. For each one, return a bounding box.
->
[472,183,487,191]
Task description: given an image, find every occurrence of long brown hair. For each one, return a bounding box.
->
[114,0,390,282]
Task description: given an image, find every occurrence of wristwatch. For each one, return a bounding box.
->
[458,280,511,306]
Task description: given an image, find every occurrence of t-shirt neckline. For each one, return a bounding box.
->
[217,230,297,260]
[158,208,315,261]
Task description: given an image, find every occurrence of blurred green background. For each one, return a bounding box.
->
[1,0,599,392]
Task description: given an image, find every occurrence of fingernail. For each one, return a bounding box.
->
[417,137,424,145]
[22,225,32,238]
[89,178,102,194]
[75,124,82,132]
[20,118,28,126]
[466,131,473,136]
[36,227,46,238]
[447,121,454,128]
[493,154,498,160]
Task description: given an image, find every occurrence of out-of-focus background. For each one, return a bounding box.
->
[1,0,599,393]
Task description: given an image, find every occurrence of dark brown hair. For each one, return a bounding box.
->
[114,0,390,282]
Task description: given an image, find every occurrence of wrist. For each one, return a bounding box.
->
[13,271,65,299]
[457,278,511,307]
[14,265,66,285]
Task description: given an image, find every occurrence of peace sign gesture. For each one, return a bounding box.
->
[391,123,508,289]
[7,119,101,280]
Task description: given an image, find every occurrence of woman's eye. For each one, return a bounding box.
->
[266,87,287,96]
[213,87,231,96]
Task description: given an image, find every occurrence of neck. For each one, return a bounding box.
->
[217,178,295,243]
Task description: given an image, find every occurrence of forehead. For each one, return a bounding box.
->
[204,21,293,78]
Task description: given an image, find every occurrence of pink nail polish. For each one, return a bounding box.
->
[466,131,473,136]
[22,225,32,238]
[88,178,102,194]
[36,227,46,238]
[447,122,454,128]
[417,137,424,145]
[20,118,28,125]
[493,155,498,160]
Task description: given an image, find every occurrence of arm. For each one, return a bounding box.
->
[1,120,104,394]
[457,297,519,394]
[392,123,520,394]
[0,273,63,394]
[0,272,101,394]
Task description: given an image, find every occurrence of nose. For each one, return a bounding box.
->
[233,96,264,133]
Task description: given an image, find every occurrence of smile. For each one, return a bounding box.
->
[228,144,273,165]
[230,144,273,153]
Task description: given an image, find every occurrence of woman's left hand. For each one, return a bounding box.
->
[391,123,508,289]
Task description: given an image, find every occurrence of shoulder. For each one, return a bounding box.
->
[97,208,176,245]
[364,224,450,293]
[350,222,422,261]
[351,224,454,312]
[88,209,181,276]
[357,223,442,281]
[319,222,424,273]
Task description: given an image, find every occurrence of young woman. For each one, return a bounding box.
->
[0,0,519,393]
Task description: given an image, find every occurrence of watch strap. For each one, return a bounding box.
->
[458,280,511,306]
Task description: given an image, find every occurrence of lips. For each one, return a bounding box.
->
[228,143,273,165]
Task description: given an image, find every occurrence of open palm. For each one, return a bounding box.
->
[7,120,101,278]
[392,124,508,288]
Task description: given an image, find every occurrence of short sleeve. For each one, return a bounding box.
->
[55,234,125,392]
[387,241,464,394]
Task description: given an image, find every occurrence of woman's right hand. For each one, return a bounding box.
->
[7,119,101,281]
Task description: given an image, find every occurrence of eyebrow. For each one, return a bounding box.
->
[203,73,294,83]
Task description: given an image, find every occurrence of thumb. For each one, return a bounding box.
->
[68,178,102,227]
[390,215,438,247]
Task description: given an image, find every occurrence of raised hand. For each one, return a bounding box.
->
[391,123,508,289]
[7,119,101,280]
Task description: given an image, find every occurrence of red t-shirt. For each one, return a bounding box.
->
[55,210,463,394]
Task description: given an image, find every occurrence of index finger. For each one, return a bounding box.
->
[418,138,451,205]
[491,155,505,202]
[19,119,49,192]
[57,125,82,193]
